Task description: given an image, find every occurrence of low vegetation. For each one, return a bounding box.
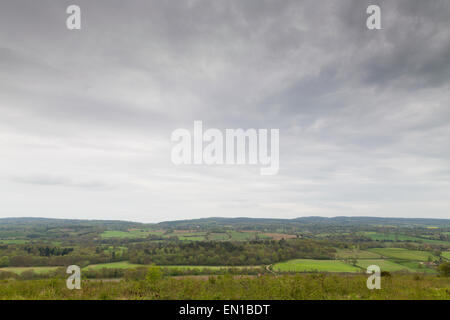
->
[0,273,448,300]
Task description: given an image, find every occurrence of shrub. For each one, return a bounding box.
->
[438,262,450,277]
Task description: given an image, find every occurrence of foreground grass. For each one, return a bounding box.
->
[0,274,448,300]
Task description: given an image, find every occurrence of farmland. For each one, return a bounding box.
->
[98,229,286,242]
[0,216,449,299]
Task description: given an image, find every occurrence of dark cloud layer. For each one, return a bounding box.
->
[0,0,449,221]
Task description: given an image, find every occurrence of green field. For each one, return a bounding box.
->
[0,239,28,244]
[2,262,261,274]
[362,232,449,245]
[83,262,262,273]
[273,259,361,273]
[207,233,230,241]
[394,261,437,274]
[103,246,127,252]
[442,252,450,260]
[228,231,258,241]
[83,261,142,270]
[0,266,60,274]
[162,265,261,270]
[316,232,350,238]
[160,232,209,241]
[336,249,382,259]
[355,259,436,274]
[362,232,418,241]
[100,230,151,239]
[147,230,165,236]
[176,234,207,241]
[355,259,416,272]
[367,248,437,261]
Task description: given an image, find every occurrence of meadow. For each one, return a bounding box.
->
[0,266,60,275]
[0,274,448,300]
[0,240,28,244]
[335,249,383,259]
[355,259,415,272]
[362,232,450,246]
[273,259,361,273]
[394,261,438,274]
[207,233,230,241]
[367,248,437,261]
[83,261,141,270]
[100,230,152,239]
[83,261,261,271]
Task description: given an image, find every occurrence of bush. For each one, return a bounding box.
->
[438,262,450,277]
[0,256,10,268]
[381,271,391,277]
[146,265,163,284]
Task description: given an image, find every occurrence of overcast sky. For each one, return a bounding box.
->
[0,0,449,222]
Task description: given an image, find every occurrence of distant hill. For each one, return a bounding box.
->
[0,216,449,230]
[0,217,142,230]
[157,216,450,228]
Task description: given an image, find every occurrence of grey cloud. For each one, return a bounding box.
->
[0,0,449,221]
[10,174,114,190]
